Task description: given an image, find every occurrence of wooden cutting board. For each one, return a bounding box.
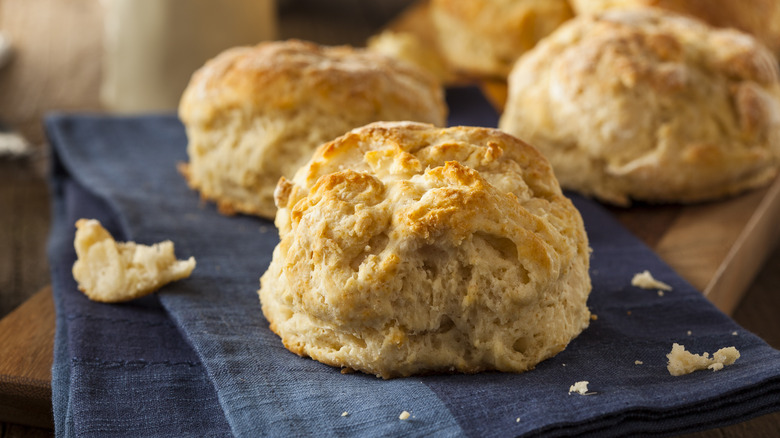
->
[0,286,55,429]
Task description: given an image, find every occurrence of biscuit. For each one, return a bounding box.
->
[179,40,447,219]
[367,30,452,84]
[430,0,573,79]
[72,219,196,303]
[570,0,780,56]
[259,122,591,378]
[499,8,780,205]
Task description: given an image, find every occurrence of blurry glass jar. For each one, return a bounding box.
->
[101,0,277,113]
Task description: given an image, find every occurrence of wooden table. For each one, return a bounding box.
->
[2,1,780,437]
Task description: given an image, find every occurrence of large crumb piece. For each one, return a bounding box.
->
[399,411,411,420]
[72,219,196,303]
[631,270,672,291]
[666,343,740,376]
[568,381,594,395]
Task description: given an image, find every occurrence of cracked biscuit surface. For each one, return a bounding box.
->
[499,8,780,205]
[179,39,446,219]
[259,122,591,378]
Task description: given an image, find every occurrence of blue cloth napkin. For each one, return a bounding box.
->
[47,88,780,437]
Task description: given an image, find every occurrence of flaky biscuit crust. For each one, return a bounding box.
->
[570,0,780,56]
[179,40,446,218]
[431,0,573,78]
[500,8,780,205]
[259,122,591,378]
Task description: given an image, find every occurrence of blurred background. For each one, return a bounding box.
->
[0,0,416,321]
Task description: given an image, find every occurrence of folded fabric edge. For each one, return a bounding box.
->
[532,376,780,437]
[47,147,82,437]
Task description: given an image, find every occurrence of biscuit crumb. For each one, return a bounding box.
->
[516,418,521,423]
[399,411,411,420]
[341,411,349,417]
[666,343,740,376]
[72,219,196,303]
[568,381,594,395]
[632,270,672,291]
[732,331,738,336]
[635,360,643,365]
[687,330,692,336]
[590,314,598,321]
[657,291,664,297]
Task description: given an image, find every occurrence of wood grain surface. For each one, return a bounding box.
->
[0,287,54,431]
[1,0,780,436]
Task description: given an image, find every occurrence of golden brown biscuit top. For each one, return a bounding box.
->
[279,121,562,212]
[546,7,779,90]
[273,122,585,296]
[431,0,574,77]
[570,0,780,55]
[179,40,445,125]
[432,0,573,40]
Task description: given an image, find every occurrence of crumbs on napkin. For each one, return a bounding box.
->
[72,218,196,303]
[569,381,595,395]
[631,270,672,291]
[666,343,740,376]
[399,411,411,420]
